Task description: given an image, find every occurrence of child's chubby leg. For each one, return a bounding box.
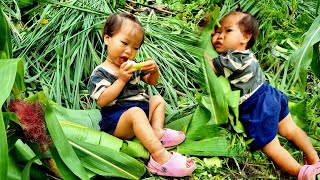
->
[278,113,319,165]
[148,95,186,147]
[148,95,166,138]
[112,106,194,167]
[261,136,301,176]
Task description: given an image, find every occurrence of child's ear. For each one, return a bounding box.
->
[104,35,110,45]
[242,33,252,44]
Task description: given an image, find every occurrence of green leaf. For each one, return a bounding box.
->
[8,154,21,180]
[0,6,12,59]
[311,42,320,79]
[289,14,320,90]
[0,112,8,180]
[177,138,242,157]
[198,21,229,124]
[37,92,89,180]
[22,153,50,180]
[186,106,226,140]
[52,103,101,130]
[203,157,222,168]
[59,121,123,152]
[0,58,22,180]
[70,140,146,179]
[120,140,149,159]
[12,139,42,165]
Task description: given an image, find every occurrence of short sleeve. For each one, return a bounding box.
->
[212,51,246,78]
[87,67,113,100]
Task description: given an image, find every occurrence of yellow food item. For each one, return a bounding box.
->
[129,61,148,70]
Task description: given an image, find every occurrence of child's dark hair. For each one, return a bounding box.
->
[102,13,145,45]
[226,11,259,49]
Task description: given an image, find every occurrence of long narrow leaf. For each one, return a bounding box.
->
[0,58,22,180]
[0,112,8,180]
[0,6,12,59]
[37,92,89,180]
[289,14,320,90]
[198,21,229,124]
[70,140,146,180]
[177,138,242,157]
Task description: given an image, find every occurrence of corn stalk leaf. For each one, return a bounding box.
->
[52,103,101,130]
[0,58,23,179]
[59,121,123,152]
[21,153,50,180]
[70,139,146,179]
[36,92,89,180]
[186,105,226,140]
[289,14,320,90]
[198,19,229,124]
[8,154,21,180]
[177,138,242,157]
[0,6,12,59]
[0,111,8,180]
[55,106,149,159]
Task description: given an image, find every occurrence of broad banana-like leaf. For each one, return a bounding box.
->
[177,138,242,157]
[186,105,227,140]
[52,103,101,130]
[165,114,193,132]
[217,76,244,133]
[121,140,149,159]
[0,58,23,179]
[70,139,146,180]
[198,19,229,124]
[289,14,320,90]
[58,113,149,159]
[36,92,89,180]
[59,121,123,152]
[0,7,12,59]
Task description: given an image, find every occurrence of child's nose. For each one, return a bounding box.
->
[125,47,132,55]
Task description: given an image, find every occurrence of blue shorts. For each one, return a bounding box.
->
[239,83,289,151]
[99,101,149,134]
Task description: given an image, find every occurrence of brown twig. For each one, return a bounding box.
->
[126,0,176,15]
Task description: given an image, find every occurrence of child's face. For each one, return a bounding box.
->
[104,20,144,66]
[211,13,249,53]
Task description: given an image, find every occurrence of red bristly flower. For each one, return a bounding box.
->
[8,100,51,149]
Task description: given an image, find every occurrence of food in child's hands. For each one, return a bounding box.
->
[128,60,148,70]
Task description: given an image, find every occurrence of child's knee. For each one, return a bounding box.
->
[127,106,146,115]
[150,95,166,105]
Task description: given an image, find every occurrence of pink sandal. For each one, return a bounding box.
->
[298,164,320,180]
[160,128,186,147]
[147,152,196,177]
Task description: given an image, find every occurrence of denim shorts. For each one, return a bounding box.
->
[239,83,289,151]
[99,101,149,134]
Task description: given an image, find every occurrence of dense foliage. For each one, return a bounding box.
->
[1,0,319,179]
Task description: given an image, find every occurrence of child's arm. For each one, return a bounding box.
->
[141,57,159,85]
[96,62,134,107]
[205,52,218,73]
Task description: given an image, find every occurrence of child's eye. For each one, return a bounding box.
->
[134,47,139,50]
[121,41,128,45]
[227,29,233,32]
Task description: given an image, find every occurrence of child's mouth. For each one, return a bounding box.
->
[214,42,222,48]
[119,57,129,63]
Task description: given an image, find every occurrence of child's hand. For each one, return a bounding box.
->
[141,57,158,74]
[118,62,135,83]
